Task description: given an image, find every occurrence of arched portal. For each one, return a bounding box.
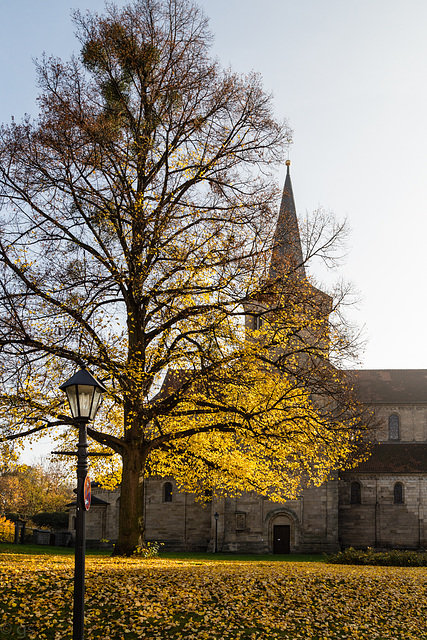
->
[269,513,294,554]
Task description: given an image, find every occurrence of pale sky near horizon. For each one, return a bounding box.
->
[1,0,427,374]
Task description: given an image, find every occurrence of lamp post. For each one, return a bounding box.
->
[59,367,106,640]
[214,512,219,553]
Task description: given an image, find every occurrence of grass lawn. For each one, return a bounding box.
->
[0,544,323,562]
[1,544,427,639]
[0,543,112,557]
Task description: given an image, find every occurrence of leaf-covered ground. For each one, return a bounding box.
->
[1,551,427,639]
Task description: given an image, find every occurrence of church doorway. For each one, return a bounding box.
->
[273,524,290,554]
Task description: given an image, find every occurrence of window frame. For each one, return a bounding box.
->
[163,481,173,503]
[388,413,400,441]
[350,481,362,504]
[393,482,404,504]
[254,315,264,331]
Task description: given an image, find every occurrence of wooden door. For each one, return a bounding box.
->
[273,524,290,554]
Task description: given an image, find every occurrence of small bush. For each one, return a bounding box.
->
[327,547,427,566]
[32,512,68,530]
[0,515,15,543]
[133,541,164,558]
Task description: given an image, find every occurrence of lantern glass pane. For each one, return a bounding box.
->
[89,387,103,420]
[65,385,79,419]
[77,384,95,418]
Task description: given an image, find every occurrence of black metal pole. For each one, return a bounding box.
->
[215,518,218,553]
[73,419,88,640]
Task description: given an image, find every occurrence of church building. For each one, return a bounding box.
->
[69,164,427,553]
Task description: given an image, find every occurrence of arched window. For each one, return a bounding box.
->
[350,481,361,504]
[389,414,400,440]
[394,482,404,504]
[163,482,173,503]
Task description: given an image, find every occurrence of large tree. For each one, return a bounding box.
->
[0,0,370,555]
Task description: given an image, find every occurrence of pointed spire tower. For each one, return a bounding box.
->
[269,160,305,281]
[245,159,331,339]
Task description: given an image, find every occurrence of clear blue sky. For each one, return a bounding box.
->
[2,0,427,371]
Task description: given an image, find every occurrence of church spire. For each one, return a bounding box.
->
[269,160,305,280]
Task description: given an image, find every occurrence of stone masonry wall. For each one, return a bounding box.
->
[339,474,427,549]
[373,405,427,443]
[210,480,339,554]
[144,477,212,551]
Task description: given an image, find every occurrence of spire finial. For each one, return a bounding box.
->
[285,158,291,174]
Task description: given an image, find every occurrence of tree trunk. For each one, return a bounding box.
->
[113,445,146,556]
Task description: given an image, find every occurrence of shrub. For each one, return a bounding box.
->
[0,515,15,543]
[327,547,427,566]
[133,541,163,558]
[32,512,68,530]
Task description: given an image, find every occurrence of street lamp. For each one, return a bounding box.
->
[214,512,219,553]
[59,366,106,640]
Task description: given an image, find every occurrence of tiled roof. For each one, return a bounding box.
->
[155,367,427,409]
[344,443,427,474]
[352,369,427,404]
[66,495,110,507]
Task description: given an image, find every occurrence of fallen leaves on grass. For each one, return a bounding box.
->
[1,552,427,639]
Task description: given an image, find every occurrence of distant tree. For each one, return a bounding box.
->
[0,0,371,555]
[0,462,73,519]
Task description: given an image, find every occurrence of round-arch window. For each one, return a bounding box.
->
[394,482,404,504]
[163,482,173,503]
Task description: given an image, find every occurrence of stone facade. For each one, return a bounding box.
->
[338,473,427,550]
[145,480,339,554]
[69,478,340,553]
[69,412,427,553]
[68,486,121,545]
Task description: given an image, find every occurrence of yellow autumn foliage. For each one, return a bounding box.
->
[1,551,427,639]
[0,516,14,543]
